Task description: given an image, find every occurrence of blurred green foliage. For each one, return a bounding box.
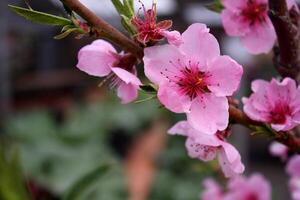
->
[2,96,215,199]
[0,143,30,200]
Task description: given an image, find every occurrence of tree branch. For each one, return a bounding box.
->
[269,0,300,80]
[62,0,143,58]
[229,105,300,153]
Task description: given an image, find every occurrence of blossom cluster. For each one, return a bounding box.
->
[287,155,300,200]
[75,0,300,180]
[201,173,271,200]
[221,0,297,54]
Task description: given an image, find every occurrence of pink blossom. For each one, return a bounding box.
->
[201,178,224,200]
[269,142,289,160]
[286,156,300,200]
[168,121,245,178]
[131,2,182,46]
[77,39,142,104]
[287,155,300,177]
[221,0,297,54]
[144,23,243,134]
[243,78,300,131]
[224,173,271,200]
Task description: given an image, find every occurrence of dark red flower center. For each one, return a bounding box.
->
[269,104,291,124]
[246,193,258,200]
[131,2,172,44]
[241,0,267,25]
[161,60,211,100]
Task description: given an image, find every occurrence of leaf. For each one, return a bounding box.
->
[0,144,31,200]
[123,0,134,17]
[205,0,224,13]
[54,28,80,40]
[111,0,127,16]
[8,5,72,26]
[121,15,136,35]
[63,164,111,200]
[140,84,157,93]
[134,95,156,104]
[111,0,134,18]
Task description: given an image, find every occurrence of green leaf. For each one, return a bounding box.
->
[140,84,157,93]
[123,0,134,17]
[8,5,73,26]
[63,164,111,200]
[54,28,79,39]
[111,0,127,16]
[0,144,31,200]
[121,15,136,35]
[205,0,224,13]
[134,95,156,104]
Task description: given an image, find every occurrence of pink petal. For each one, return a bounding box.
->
[291,89,300,116]
[221,9,249,36]
[168,121,190,136]
[247,174,271,200]
[168,121,221,146]
[271,115,295,131]
[251,79,269,92]
[117,82,139,104]
[143,44,186,84]
[185,137,218,161]
[222,0,246,11]
[267,78,297,107]
[77,39,117,76]
[218,148,245,178]
[158,82,191,113]
[159,30,183,46]
[287,0,299,11]
[240,19,276,54]
[179,23,220,66]
[187,94,229,134]
[220,141,240,163]
[243,97,270,122]
[206,55,243,97]
[269,142,288,160]
[111,67,142,86]
[286,155,300,177]
[201,178,223,200]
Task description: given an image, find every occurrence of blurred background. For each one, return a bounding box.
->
[0,0,298,199]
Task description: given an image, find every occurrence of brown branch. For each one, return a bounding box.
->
[229,105,300,153]
[62,0,143,59]
[269,0,300,80]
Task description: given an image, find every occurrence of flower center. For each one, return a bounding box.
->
[161,60,210,100]
[269,104,291,124]
[241,0,267,25]
[246,193,258,200]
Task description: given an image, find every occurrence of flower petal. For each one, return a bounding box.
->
[111,67,142,85]
[221,9,249,36]
[240,19,276,54]
[158,82,191,113]
[159,30,183,46]
[77,39,117,76]
[143,44,186,84]
[223,0,246,11]
[286,155,300,177]
[168,121,190,136]
[187,94,229,134]
[185,137,218,161]
[180,23,220,66]
[218,148,245,178]
[117,82,139,104]
[206,56,243,97]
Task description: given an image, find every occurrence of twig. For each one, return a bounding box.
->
[62,0,143,59]
[229,105,300,153]
[269,0,300,81]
